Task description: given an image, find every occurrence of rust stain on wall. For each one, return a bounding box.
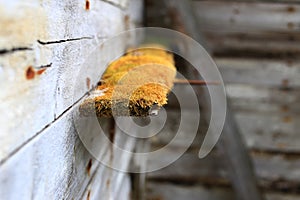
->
[106,179,110,188]
[25,65,48,80]
[287,22,295,30]
[85,0,90,10]
[36,68,46,75]
[281,105,289,112]
[86,77,91,89]
[25,66,35,80]
[287,6,296,13]
[167,7,188,35]
[282,116,292,123]
[276,142,287,149]
[86,190,91,200]
[124,15,130,30]
[281,79,290,91]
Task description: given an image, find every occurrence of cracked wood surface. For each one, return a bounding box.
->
[0,0,144,199]
[0,0,125,161]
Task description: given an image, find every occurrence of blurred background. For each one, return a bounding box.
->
[144,1,300,200]
[0,0,299,200]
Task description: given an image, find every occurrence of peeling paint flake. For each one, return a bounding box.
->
[101,0,129,10]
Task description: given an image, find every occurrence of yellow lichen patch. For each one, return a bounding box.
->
[126,44,174,64]
[80,45,176,117]
[102,54,175,82]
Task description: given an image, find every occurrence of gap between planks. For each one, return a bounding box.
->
[0,91,91,166]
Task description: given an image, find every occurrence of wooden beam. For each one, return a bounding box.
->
[147,149,300,193]
[192,1,300,34]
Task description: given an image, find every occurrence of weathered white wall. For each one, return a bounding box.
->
[0,0,143,199]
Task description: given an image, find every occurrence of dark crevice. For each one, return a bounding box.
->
[251,148,300,159]
[148,177,230,188]
[0,47,32,55]
[213,49,300,59]
[192,0,300,4]
[149,176,300,194]
[101,0,126,10]
[35,63,53,69]
[37,37,93,45]
[0,92,90,166]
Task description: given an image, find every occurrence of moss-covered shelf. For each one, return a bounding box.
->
[79,45,176,117]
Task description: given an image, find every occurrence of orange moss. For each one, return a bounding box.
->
[80,45,176,117]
